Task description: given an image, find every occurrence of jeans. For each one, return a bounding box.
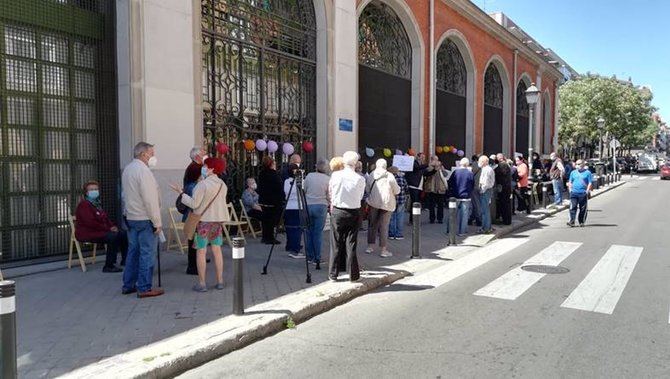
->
[89,230,127,268]
[388,207,405,238]
[569,193,588,225]
[306,204,327,262]
[479,190,492,232]
[552,179,564,205]
[284,209,302,253]
[426,192,445,222]
[123,220,156,292]
[446,200,471,235]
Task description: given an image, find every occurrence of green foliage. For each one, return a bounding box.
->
[558,76,656,149]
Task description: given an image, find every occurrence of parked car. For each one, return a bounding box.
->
[661,164,670,180]
[637,154,657,173]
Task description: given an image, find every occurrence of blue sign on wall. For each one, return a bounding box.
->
[338,118,353,132]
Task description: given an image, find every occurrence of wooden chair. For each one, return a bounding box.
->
[237,199,259,239]
[167,207,188,254]
[68,215,101,272]
[222,203,247,246]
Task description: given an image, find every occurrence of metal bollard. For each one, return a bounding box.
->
[232,238,245,315]
[448,198,457,246]
[411,202,421,259]
[1,280,17,379]
[542,184,548,208]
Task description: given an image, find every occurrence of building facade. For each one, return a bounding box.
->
[0,0,571,264]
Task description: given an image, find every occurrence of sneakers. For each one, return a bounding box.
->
[137,288,164,298]
[395,235,405,240]
[364,247,374,254]
[388,236,396,240]
[380,250,393,258]
[567,221,575,227]
[579,223,585,227]
[288,251,306,259]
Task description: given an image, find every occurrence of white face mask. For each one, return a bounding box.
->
[147,156,158,167]
[250,183,257,190]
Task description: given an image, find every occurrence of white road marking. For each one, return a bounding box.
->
[652,176,661,181]
[561,245,643,315]
[474,241,582,300]
[638,176,649,181]
[400,238,529,288]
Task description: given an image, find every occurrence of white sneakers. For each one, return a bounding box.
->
[380,250,393,258]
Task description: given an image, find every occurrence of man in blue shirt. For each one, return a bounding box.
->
[566,159,593,227]
[447,158,475,236]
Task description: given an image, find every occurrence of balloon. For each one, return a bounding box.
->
[365,147,375,158]
[443,146,450,153]
[457,150,464,157]
[436,146,443,154]
[302,141,314,153]
[407,148,416,156]
[255,139,267,151]
[282,143,294,156]
[450,147,457,154]
[244,139,255,151]
[267,140,278,153]
[383,148,392,158]
[216,142,229,155]
[395,149,403,156]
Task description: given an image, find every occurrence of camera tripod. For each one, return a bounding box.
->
[262,170,314,283]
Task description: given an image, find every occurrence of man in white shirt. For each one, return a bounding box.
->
[121,142,164,298]
[477,155,495,234]
[328,151,365,282]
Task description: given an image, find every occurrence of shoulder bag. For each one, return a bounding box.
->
[183,183,223,239]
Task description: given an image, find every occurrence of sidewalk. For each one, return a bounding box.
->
[13,179,626,378]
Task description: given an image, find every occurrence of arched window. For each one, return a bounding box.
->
[358,0,411,79]
[436,39,466,96]
[484,64,503,109]
[516,80,529,117]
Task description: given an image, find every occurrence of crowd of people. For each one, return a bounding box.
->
[72,141,592,298]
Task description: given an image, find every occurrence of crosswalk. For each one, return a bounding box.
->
[470,241,644,317]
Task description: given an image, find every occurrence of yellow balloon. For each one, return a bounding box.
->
[383,148,392,158]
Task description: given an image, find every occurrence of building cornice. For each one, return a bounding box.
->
[441,0,563,82]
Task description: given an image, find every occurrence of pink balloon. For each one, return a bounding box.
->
[255,139,267,151]
[282,143,294,156]
[267,140,278,153]
[457,150,464,157]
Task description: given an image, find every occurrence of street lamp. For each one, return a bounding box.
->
[597,117,605,159]
[525,83,540,173]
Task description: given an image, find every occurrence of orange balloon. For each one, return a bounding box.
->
[407,148,416,156]
[436,146,443,154]
[244,139,255,151]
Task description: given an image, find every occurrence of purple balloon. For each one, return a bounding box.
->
[457,150,464,157]
[267,140,278,153]
[282,143,295,156]
[255,139,267,151]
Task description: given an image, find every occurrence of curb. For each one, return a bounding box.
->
[60,180,627,379]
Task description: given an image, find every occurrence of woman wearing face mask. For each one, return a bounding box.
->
[241,177,263,220]
[75,181,128,272]
[171,157,230,292]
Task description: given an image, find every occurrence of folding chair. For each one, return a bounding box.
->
[68,215,101,272]
[167,207,188,253]
[222,203,247,246]
[237,199,259,239]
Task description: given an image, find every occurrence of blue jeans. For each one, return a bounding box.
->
[123,220,156,292]
[552,179,564,205]
[446,200,471,235]
[569,193,588,225]
[284,209,302,253]
[479,190,492,231]
[306,204,327,262]
[388,207,405,238]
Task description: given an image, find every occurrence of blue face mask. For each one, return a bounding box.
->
[87,190,100,200]
[201,167,209,178]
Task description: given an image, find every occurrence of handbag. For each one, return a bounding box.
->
[183,183,223,239]
[175,193,189,215]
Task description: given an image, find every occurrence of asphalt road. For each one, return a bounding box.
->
[180,175,670,378]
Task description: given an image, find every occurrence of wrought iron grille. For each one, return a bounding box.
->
[0,0,117,263]
[517,80,529,116]
[201,0,317,199]
[484,64,503,108]
[358,0,411,79]
[436,39,466,96]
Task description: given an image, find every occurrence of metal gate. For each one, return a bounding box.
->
[0,0,117,264]
[436,39,466,168]
[483,64,503,155]
[201,0,317,198]
[516,80,530,156]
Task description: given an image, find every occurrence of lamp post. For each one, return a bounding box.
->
[525,83,540,173]
[597,117,605,159]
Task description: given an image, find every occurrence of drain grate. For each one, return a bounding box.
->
[521,265,570,274]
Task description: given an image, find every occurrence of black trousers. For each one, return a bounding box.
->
[426,192,445,222]
[187,239,197,273]
[515,187,532,214]
[261,205,280,242]
[90,230,127,268]
[329,207,360,281]
[497,189,512,225]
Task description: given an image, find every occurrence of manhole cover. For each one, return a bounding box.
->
[520,265,570,274]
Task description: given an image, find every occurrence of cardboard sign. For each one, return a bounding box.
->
[392,155,415,172]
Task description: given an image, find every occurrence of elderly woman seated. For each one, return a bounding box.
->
[241,177,263,220]
[75,180,127,272]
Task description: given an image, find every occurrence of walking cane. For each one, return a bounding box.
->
[157,231,165,287]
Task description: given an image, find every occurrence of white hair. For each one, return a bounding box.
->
[375,158,387,170]
[315,158,329,173]
[550,152,557,160]
[189,146,202,160]
[133,142,154,158]
[342,151,359,167]
[478,155,489,166]
[459,157,470,167]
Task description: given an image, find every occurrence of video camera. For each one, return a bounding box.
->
[292,168,306,188]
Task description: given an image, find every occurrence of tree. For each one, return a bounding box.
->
[558,75,656,156]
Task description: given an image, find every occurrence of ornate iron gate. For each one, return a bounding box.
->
[516,80,530,156]
[0,0,117,264]
[436,39,466,167]
[483,64,504,154]
[201,0,317,198]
